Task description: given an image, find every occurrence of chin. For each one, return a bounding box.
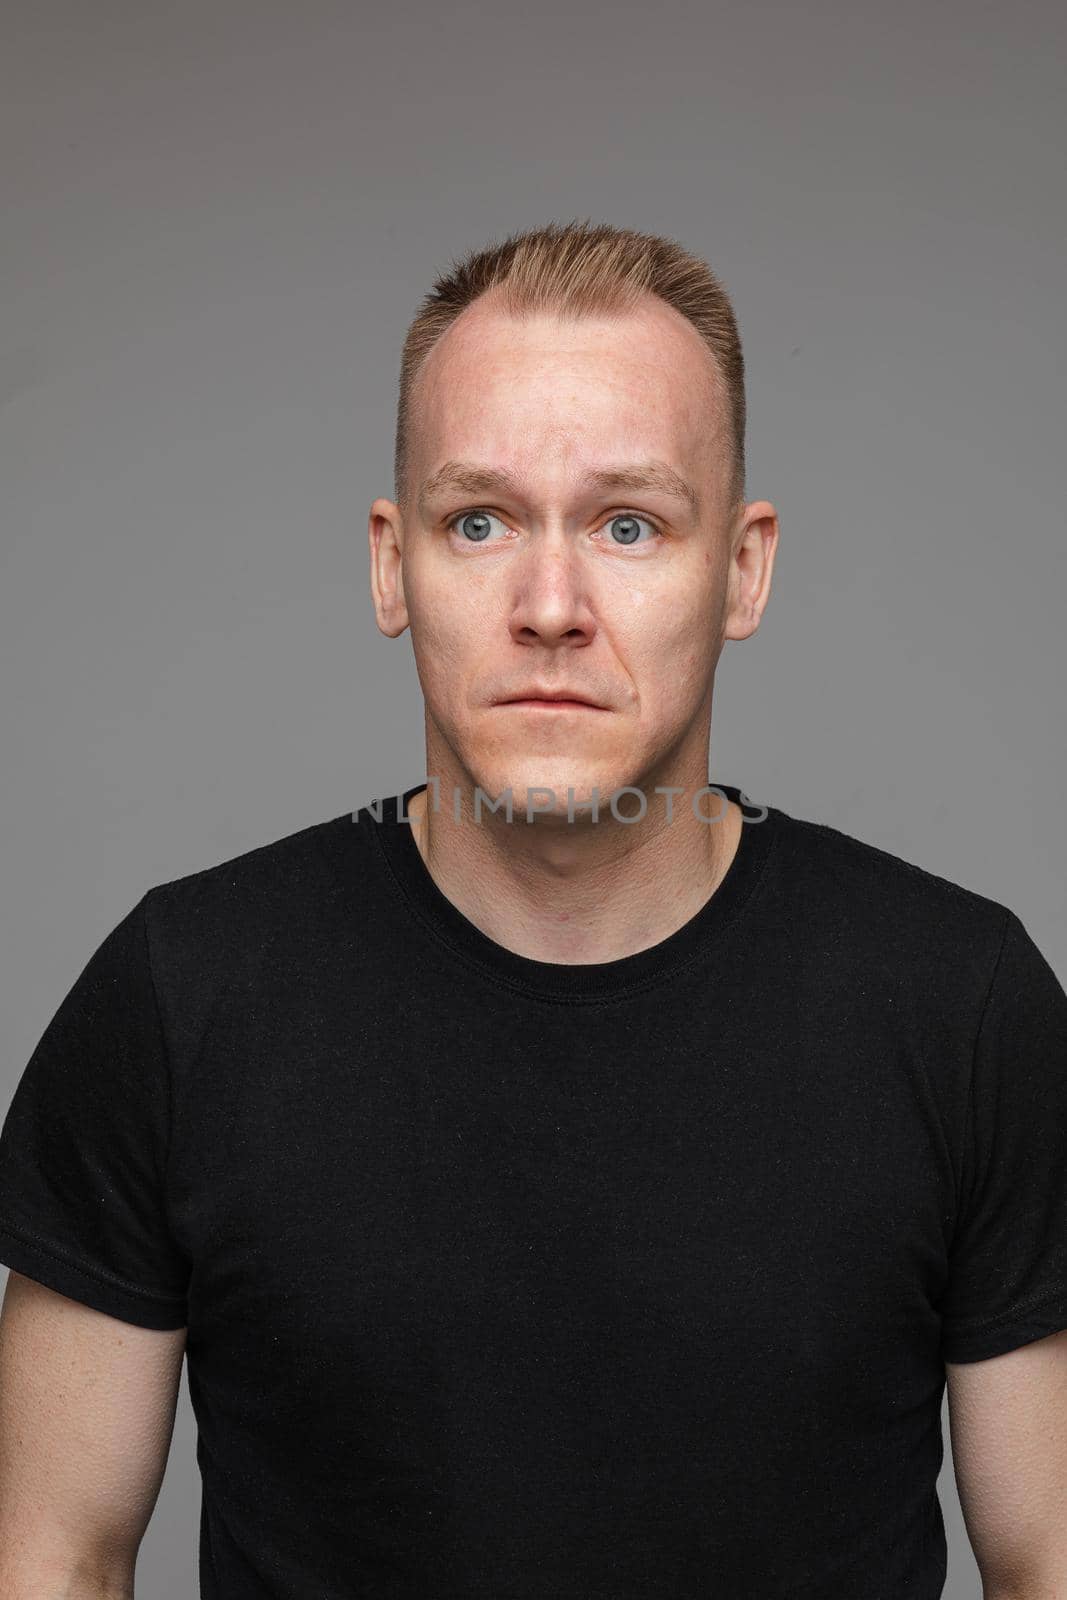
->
[463,756,645,820]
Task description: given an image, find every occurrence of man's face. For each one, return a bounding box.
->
[370,289,774,819]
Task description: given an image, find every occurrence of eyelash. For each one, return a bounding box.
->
[443,509,664,542]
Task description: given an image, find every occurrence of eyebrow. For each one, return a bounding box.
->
[417,459,701,520]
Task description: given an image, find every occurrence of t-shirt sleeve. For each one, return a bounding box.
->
[0,893,189,1329]
[940,907,1067,1363]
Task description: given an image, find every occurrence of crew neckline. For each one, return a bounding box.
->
[360,780,780,1003]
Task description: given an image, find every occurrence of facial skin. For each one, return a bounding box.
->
[367,286,779,962]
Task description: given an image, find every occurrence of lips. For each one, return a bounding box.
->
[496,688,607,709]
[497,696,606,710]
[508,703,600,713]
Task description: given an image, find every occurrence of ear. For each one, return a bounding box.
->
[722,500,780,643]
[368,498,410,638]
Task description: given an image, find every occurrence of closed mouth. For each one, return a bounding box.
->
[498,698,606,710]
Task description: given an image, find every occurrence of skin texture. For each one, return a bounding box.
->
[0,1269,186,1594]
[945,1334,1067,1595]
[369,287,780,965]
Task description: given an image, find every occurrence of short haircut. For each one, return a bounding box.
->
[393,218,746,518]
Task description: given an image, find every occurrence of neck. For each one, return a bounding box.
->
[403,777,743,967]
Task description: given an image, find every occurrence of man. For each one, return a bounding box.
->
[0,219,1064,1599]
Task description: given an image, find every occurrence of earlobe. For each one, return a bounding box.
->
[722,597,764,644]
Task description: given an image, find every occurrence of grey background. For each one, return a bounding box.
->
[2,1,1064,1594]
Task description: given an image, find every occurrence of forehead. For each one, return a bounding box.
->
[411,291,727,478]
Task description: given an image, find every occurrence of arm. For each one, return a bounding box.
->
[945,1328,1067,1599]
[0,1270,187,1598]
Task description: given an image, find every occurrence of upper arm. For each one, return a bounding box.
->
[0,1269,186,1589]
[945,1328,1067,1593]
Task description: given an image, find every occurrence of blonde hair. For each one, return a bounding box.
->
[393,217,746,517]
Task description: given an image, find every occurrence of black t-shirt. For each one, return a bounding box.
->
[2,780,1066,1599]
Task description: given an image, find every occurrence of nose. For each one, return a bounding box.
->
[507,528,596,650]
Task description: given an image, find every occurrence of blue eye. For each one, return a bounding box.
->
[603,513,659,546]
[448,510,510,543]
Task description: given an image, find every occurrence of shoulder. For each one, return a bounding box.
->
[766,797,1014,997]
[138,806,378,985]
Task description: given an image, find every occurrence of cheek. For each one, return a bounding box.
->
[406,580,497,718]
[624,589,714,685]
